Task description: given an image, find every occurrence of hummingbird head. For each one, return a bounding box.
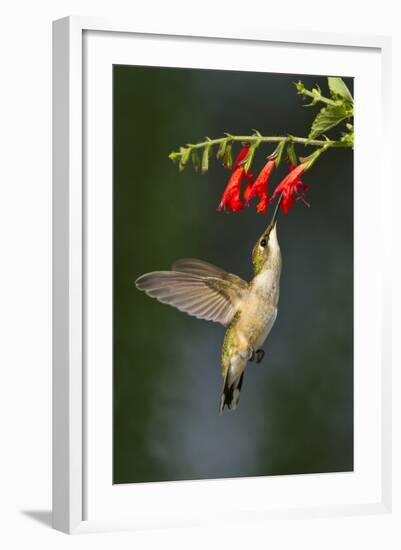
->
[252,196,282,275]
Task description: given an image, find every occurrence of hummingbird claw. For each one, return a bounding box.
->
[255,349,265,364]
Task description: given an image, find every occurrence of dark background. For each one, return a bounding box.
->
[113,66,353,484]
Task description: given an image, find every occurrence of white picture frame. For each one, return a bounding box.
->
[52,16,392,534]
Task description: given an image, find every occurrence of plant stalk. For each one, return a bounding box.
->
[183,134,351,151]
[297,88,339,107]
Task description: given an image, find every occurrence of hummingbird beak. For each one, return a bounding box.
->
[270,193,282,228]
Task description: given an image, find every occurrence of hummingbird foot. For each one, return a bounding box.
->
[248,348,264,363]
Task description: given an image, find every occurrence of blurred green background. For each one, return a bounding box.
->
[113,66,353,484]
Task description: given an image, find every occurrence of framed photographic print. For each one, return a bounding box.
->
[52,17,392,534]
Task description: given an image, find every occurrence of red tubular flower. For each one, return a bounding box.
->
[243,174,253,204]
[271,163,308,214]
[244,159,275,214]
[219,147,252,212]
[218,167,245,212]
[232,145,250,170]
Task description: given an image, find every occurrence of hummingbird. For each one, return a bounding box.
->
[135,199,282,413]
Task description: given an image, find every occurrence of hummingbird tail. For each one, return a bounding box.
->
[219,371,244,414]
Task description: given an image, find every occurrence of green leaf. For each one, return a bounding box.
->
[243,140,262,173]
[341,128,354,147]
[201,144,212,174]
[328,77,353,102]
[308,103,352,139]
[223,143,233,169]
[274,141,286,167]
[302,145,328,171]
[169,151,184,165]
[191,150,200,171]
[243,147,255,173]
[295,80,305,94]
[216,139,227,160]
[178,147,191,172]
[286,142,298,165]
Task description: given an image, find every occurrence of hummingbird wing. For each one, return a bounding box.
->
[171,258,246,289]
[135,260,248,326]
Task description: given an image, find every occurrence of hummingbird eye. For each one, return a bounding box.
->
[260,238,267,248]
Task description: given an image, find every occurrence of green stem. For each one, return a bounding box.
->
[298,88,338,107]
[185,134,351,150]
